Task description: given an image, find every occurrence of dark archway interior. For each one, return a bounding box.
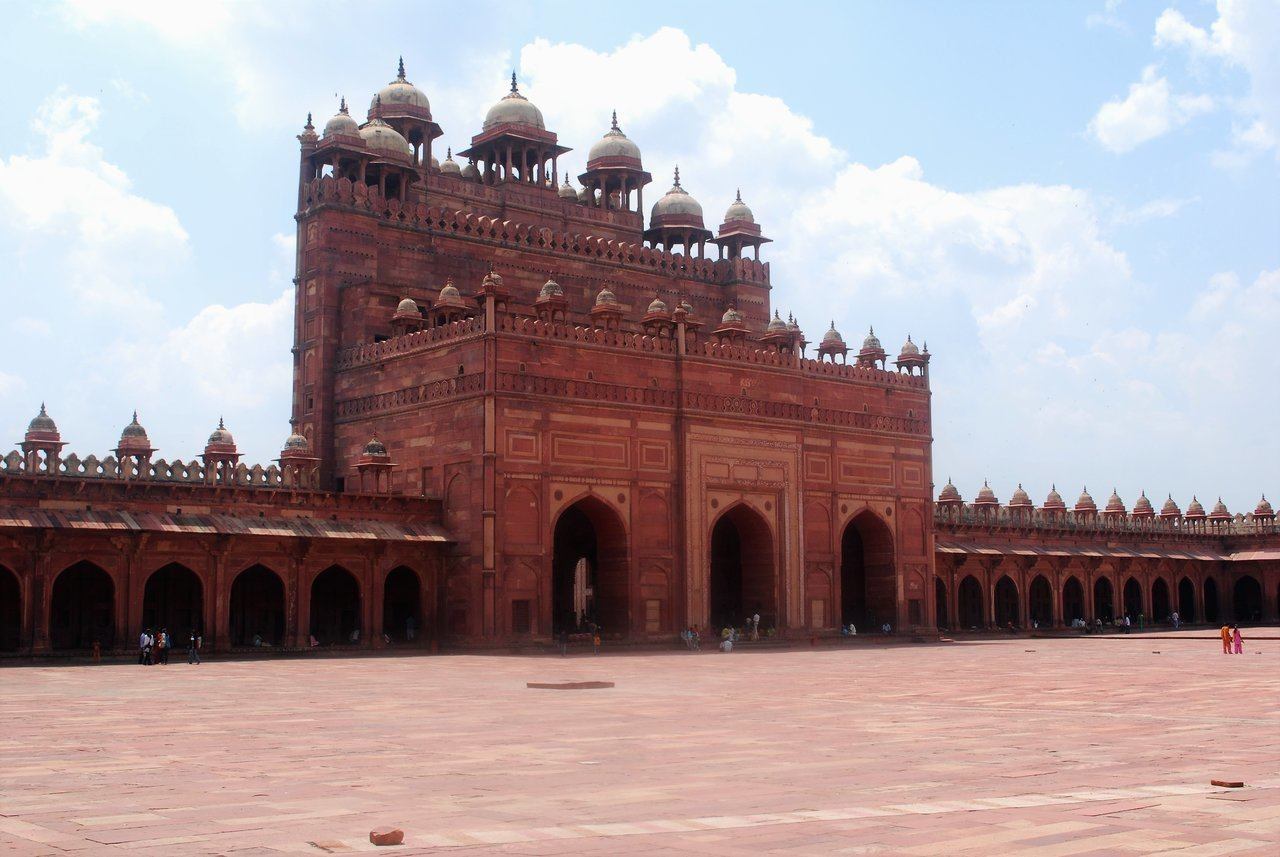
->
[1151,578,1171,622]
[1094,578,1114,621]
[383,566,421,642]
[1178,577,1196,623]
[839,513,895,629]
[1123,578,1143,619]
[1233,576,1262,623]
[0,566,20,651]
[957,575,984,629]
[1204,577,1220,623]
[230,565,285,646]
[50,562,114,650]
[934,578,948,629]
[310,566,361,644]
[143,564,203,639]
[995,576,1019,626]
[1063,577,1085,622]
[709,505,774,630]
[1028,576,1052,625]
[552,498,628,636]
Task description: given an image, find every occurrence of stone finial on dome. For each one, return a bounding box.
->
[937,477,963,505]
[1132,490,1155,518]
[723,188,754,224]
[1103,488,1126,516]
[205,417,236,451]
[822,322,844,347]
[369,56,433,120]
[586,109,643,167]
[25,403,60,441]
[482,71,545,131]
[1043,483,1066,510]
[974,480,998,506]
[323,96,359,139]
[440,146,462,175]
[766,310,788,333]
[1254,494,1274,519]
[1074,486,1097,513]
[1009,483,1032,508]
[899,335,920,357]
[1185,495,1206,518]
[1208,496,1230,520]
[1160,494,1181,518]
[558,177,578,199]
[862,326,882,352]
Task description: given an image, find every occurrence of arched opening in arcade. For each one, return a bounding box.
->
[50,561,114,650]
[1028,575,1052,627]
[142,564,203,640]
[1177,577,1196,623]
[310,565,361,645]
[229,564,285,647]
[709,503,775,631]
[0,565,20,651]
[957,575,984,629]
[382,566,422,643]
[1062,577,1085,624]
[994,576,1019,627]
[1203,577,1220,624]
[1094,577,1114,621]
[552,497,629,636]
[839,511,895,631]
[1123,577,1143,620]
[1151,578,1171,624]
[934,578,948,629]
[1233,576,1263,623]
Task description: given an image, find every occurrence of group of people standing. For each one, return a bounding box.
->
[1221,624,1245,654]
[138,628,201,665]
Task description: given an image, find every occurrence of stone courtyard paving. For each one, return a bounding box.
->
[1,636,1278,855]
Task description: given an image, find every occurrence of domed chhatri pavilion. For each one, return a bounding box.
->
[0,60,1275,656]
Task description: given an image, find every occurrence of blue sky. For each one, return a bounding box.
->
[1,1,1276,513]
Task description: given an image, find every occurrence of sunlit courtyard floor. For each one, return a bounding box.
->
[2,634,1278,855]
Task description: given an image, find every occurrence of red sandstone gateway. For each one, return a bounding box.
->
[0,62,1275,656]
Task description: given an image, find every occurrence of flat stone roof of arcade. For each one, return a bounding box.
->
[2,636,1278,854]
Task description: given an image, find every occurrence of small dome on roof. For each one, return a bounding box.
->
[900,335,920,357]
[283,432,310,452]
[938,478,962,503]
[646,297,669,315]
[821,322,845,347]
[587,111,642,164]
[1009,483,1032,507]
[1209,497,1230,519]
[1105,489,1125,513]
[1075,487,1096,511]
[723,189,754,223]
[558,178,578,199]
[538,278,563,300]
[483,73,545,131]
[359,116,413,159]
[975,480,998,505]
[206,418,235,448]
[1160,494,1181,517]
[1185,495,1206,517]
[720,306,744,325]
[438,278,463,305]
[461,158,480,181]
[363,436,388,457]
[440,147,461,175]
[787,313,801,333]
[862,326,883,352]
[1133,491,1154,515]
[651,167,704,223]
[120,412,149,442]
[594,287,619,307]
[324,98,359,138]
[1044,484,1066,509]
[766,311,788,332]
[27,403,58,436]
[394,297,419,316]
[1253,495,1273,517]
[370,57,431,116]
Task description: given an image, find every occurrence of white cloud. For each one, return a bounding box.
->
[1088,65,1214,152]
[1087,0,1128,32]
[1110,195,1197,225]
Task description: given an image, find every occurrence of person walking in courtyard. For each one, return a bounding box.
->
[1220,624,1231,654]
[187,630,201,664]
[157,628,170,665]
[138,628,151,665]
[1232,625,1244,655]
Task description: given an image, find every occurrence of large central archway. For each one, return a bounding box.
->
[382,566,422,643]
[50,562,114,650]
[1123,577,1143,620]
[0,565,21,651]
[143,564,203,639]
[1028,575,1052,627]
[957,575,984,629]
[1151,578,1171,623]
[1063,577,1085,624]
[552,496,629,636]
[1094,577,1114,621]
[1178,577,1196,623]
[839,511,895,630]
[229,564,285,646]
[310,565,361,645]
[709,503,775,630]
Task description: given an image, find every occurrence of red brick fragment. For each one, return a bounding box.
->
[1211,779,1244,788]
[370,827,404,846]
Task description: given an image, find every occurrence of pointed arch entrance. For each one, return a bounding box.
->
[143,564,203,639]
[0,565,20,651]
[50,562,114,650]
[1063,577,1085,624]
[994,576,1019,627]
[1028,575,1052,627]
[382,566,422,643]
[1094,577,1114,621]
[1178,577,1196,623]
[957,575,984,629]
[934,578,948,629]
[1233,576,1262,623]
[1203,577,1220,624]
[1151,578,1171,623]
[839,511,895,631]
[709,503,775,630]
[310,565,361,644]
[229,564,285,646]
[1123,578,1143,620]
[552,496,629,636]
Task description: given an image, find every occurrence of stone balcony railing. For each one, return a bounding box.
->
[0,450,311,489]
[935,503,1279,538]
